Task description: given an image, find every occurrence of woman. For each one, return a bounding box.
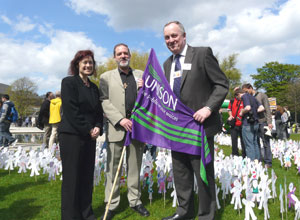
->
[59,50,103,220]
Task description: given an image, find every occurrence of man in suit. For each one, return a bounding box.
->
[162,21,229,220]
[99,43,150,220]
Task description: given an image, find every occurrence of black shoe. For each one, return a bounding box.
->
[265,164,272,169]
[131,204,150,217]
[100,210,115,220]
[162,213,193,220]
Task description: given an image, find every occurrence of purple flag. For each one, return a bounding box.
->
[125,49,211,185]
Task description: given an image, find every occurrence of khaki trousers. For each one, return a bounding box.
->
[49,123,59,148]
[43,124,52,148]
[105,139,144,210]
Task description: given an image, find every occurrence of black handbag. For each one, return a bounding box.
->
[227,100,242,128]
[227,118,236,127]
[246,110,255,124]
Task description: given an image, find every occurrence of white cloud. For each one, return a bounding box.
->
[1,15,12,25]
[0,27,107,94]
[14,15,36,32]
[65,0,276,32]
[66,0,300,76]
[1,14,36,33]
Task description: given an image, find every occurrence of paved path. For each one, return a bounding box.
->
[10,126,44,134]
[7,126,106,150]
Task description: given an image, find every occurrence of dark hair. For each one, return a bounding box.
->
[68,50,96,76]
[277,105,284,115]
[164,21,186,35]
[242,83,253,89]
[234,88,245,97]
[113,43,130,57]
[45,92,52,99]
[2,94,9,100]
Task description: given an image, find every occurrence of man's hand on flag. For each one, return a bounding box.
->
[137,79,144,89]
[193,107,212,123]
[120,118,133,132]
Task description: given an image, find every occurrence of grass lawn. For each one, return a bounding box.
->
[290,133,300,141]
[1,135,300,219]
[215,144,300,220]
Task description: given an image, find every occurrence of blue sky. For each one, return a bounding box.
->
[0,0,299,95]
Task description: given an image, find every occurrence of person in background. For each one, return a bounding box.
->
[49,90,62,148]
[0,100,4,146]
[0,94,17,147]
[281,107,289,139]
[25,116,30,127]
[242,83,273,168]
[235,89,264,161]
[31,116,36,127]
[292,123,297,134]
[38,91,54,148]
[271,109,277,138]
[275,105,284,139]
[58,50,103,220]
[284,106,291,138]
[227,91,245,158]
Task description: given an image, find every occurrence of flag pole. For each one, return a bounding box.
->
[103,145,127,220]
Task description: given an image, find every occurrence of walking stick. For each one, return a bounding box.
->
[103,145,127,220]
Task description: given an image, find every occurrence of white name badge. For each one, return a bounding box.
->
[174,71,182,78]
[183,63,192,70]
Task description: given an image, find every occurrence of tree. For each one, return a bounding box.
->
[90,50,149,86]
[7,77,41,118]
[219,53,242,99]
[286,79,300,123]
[251,62,300,105]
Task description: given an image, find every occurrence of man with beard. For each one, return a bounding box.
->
[99,43,150,220]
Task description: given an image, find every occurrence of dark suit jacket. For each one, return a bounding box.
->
[58,75,103,137]
[163,46,229,137]
[38,99,50,127]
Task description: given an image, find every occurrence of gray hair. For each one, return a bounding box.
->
[164,21,186,35]
[55,91,61,97]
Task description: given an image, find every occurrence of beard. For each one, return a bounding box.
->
[118,58,130,68]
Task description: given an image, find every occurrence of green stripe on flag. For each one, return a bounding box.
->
[200,161,208,185]
[134,103,202,136]
[205,147,210,158]
[135,109,202,142]
[132,114,203,147]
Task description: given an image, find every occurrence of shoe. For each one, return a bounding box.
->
[162,213,193,220]
[131,204,150,217]
[265,164,272,169]
[100,210,115,220]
